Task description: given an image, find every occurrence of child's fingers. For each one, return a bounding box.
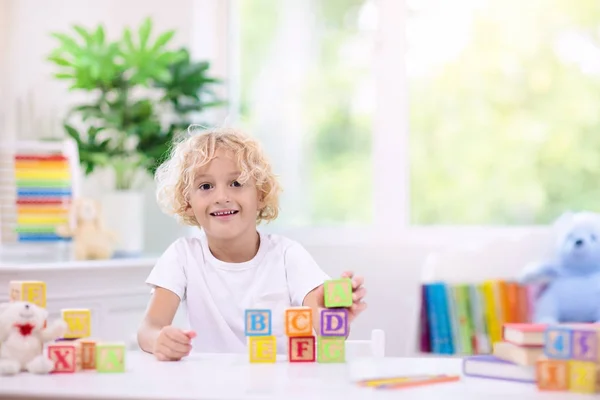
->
[350,302,368,314]
[341,271,354,279]
[352,287,367,302]
[183,330,197,339]
[351,275,364,290]
[166,328,193,345]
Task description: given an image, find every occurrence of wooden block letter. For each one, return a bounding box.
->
[288,336,316,362]
[9,280,46,308]
[323,278,353,308]
[96,343,126,373]
[568,361,598,394]
[544,326,572,359]
[248,336,276,363]
[536,359,569,391]
[317,336,345,363]
[77,339,97,370]
[285,307,312,337]
[245,309,271,336]
[48,342,81,373]
[62,308,92,339]
[320,308,349,337]
[572,328,599,363]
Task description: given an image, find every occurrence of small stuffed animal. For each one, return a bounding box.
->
[56,197,116,260]
[0,301,68,375]
[517,211,600,324]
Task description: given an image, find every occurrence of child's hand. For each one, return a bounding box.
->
[340,271,367,323]
[153,326,197,361]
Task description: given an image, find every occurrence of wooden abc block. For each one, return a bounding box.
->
[536,359,569,391]
[248,336,277,363]
[571,326,600,363]
[96,343,126,373]
[568,361,600,394]
[317,336,345,363]
[245,309,271,336]
[320,308,348,337]
[48,341,82,373]
[62,308,92,339]
[544,326,573,359]
[285,307,312,337]
[76,339,97,370]
[288,336,316,362]
[9,280,46,308]
[323,278,353,308]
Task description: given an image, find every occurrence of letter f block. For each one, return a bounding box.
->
[245,309,272,336]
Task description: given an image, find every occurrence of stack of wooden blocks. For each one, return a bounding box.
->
[246,278,353,363]
[536,324,600,393]
[9,280,126,373]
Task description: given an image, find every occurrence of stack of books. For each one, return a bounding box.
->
[462,323,546,383]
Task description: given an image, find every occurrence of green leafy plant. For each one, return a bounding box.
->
[47,17,224,190]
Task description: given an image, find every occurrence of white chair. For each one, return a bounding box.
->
[345,328,386,360]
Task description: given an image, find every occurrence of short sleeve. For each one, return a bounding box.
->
[145,239,187,301]
[284,242,331,306]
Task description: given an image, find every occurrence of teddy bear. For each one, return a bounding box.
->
[55,197,116,260]
[517,211,600,324]
[0,301,68,375]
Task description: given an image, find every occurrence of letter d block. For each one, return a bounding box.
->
[249,336,277,363]
[285,306,312,337]
[289,336,316,362]
[317,336,345,363]
[48,342,81,373]
[245,309,271,336]
[9,280,46,308]
[62,308,92,339]
[320,308,349,337]
[323,278,352,308]
[96,343,126,373]
[536,359,569,391]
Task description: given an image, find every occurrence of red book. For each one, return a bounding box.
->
[503,323,547,347]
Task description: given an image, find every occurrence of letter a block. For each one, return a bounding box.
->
[9,280,46,308]
[317,337,345,363]
[544,327,573,359]
[48,342,81,373]
[249,336,277,363]
[285,306,312,337]
[323,278,352,308]
[245,309,271,336]
[62,308,92,339]
[288,336,316,362]
[568,361,599,394]
[96,343,126,373]
[536,359,569,391]
[320,309,348,337]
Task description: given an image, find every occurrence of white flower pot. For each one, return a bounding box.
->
[101,191,144,257]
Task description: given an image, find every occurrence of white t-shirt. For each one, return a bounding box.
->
[145,231,330,354]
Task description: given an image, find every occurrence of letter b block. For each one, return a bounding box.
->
[317,337,345,363]
[285,307,312,337]
[289,336,316,362]
[320,309,348,337]
[536,359,569,391]
[245,309,271,336]
[249,336,277,363]
[323,278,352,308]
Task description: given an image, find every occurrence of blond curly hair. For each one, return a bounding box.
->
[155,127,281,227]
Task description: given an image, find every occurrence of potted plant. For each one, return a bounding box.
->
[47,17,224,256]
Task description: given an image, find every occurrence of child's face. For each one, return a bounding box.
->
[186,148,264,241]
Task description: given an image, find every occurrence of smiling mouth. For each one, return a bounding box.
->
[210,210,239,217]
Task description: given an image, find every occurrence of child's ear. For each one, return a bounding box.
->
[184,202,194,216]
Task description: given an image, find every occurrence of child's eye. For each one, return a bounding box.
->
[199,183,212,190]
[231,180,243,187]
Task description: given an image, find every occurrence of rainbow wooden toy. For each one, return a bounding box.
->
[536,324,600,393]
[245,278,351,363]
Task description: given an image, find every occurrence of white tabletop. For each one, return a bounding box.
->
[0,352,585,400]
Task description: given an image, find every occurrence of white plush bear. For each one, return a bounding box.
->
[0,301,68,375]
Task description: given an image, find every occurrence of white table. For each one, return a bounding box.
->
[0,352,586,400]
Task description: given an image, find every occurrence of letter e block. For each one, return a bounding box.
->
[317,337,345,363]
[9,280,46,308]
[568,361,599,394]
[77,339,97,369]
[320,308,348,337]
[96,343,126,373]
[248,336,276,363]
[572,327,600,363]
[48,342,81,373]
[536,359,569,391]
[544,326,572,359]
[285,307,312,337]
[288,336,316,362]
[62,308,92,339]
[323,278,352,308]
[245,309,271,336]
